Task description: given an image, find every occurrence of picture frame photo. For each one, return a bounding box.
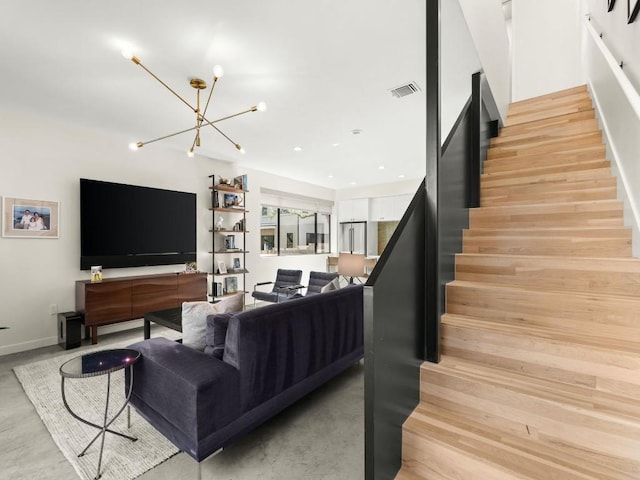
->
[233,257,241,269]
[2,197,60,238]
[218,261,227,274]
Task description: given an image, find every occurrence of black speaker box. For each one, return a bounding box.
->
[58,311,82,350]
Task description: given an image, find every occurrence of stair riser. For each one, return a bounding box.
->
[508,86,588,112]
[481,187,617,206]
[446,283,640,335]
[462,237,630,257]
[482,177,617,198]
[401,429,533,480]
[497,110,596,140]
[420,367,640,467]
[455,253,640,297]
[488,133,603,160]
[483,161,610,183]
[469,211,624,228]
[506,100,594,127]
[491,120,600,148]
[481,168,611,190]
[484,146,605,172]
[441,323,640,398]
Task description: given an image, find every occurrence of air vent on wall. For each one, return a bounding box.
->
[389,81,421,98]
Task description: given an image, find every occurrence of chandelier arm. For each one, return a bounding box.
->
[199,106,257,129]
[208,124,240,149]
[135,61,197,113]
[138,107,256,148]
[138,125,204,147]
[199,77,218,128]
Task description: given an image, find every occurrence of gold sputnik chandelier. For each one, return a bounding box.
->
[122,49,266,157]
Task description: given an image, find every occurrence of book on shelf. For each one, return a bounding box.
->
[214,282,223,297]
[224,235,236,250]
[224,276,238,293]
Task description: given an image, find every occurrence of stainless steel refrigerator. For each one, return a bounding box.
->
[339,221,367,254]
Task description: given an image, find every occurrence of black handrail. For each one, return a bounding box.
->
[363,70,498,479]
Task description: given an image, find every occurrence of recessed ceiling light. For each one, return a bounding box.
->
[331,143,340,147]
[293,146,302,152]
[398,174,405,179]
[378,165,385,170]
[351,129,363,135]
[350,181,357,185]
[328,175,334,178]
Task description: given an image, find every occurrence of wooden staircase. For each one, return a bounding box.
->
[396,85,640,479]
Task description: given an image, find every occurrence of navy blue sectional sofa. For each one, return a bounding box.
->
[126,284,364,462]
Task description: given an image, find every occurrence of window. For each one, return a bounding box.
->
[260,206,331,256]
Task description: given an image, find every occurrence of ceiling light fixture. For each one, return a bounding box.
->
[122,50,266,156]
[293,146,303,152]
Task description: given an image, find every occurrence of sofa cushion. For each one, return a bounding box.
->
[182,294,243,351]
[320,277,341,293]
[204,314,232,359]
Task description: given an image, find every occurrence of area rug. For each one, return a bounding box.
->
[13,334,181,480]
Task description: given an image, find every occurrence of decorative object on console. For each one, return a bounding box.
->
[90,265,103,283]
[2,196,59,238]
[122,51,266,157]
[184,261,198,273]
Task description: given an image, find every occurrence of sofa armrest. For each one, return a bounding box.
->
[126,337,241,441]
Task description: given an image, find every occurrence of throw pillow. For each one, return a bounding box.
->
[320,277,341,293]
[182,294,244,351]
[182,302,218,351]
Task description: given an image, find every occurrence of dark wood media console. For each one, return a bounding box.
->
[76,272,207,344]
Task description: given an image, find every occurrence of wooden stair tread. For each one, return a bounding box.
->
[508,85,588,110]
[491,119,600,148]
[498,110,596,139]
[463,227,631,237]
[441,311,640,355]
[484,144,605,166]
[484,153,607,174]
[394,468,426,480]
[403,400,634,480]
[482,159,610,180]
[488,132,603,159]
[481,168,612,189]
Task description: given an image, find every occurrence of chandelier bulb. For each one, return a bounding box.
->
[236,144,246,154]
[121,49,133,60]
[257,102,267,112]
[128,142,143,151]
[213,65,224,79]
[187,149,195,158]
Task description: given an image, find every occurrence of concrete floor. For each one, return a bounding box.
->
[0,326,364,480]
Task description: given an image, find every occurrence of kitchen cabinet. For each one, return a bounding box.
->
[338,198,368,222]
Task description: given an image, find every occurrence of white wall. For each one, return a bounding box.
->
[0,111,332,355]
[583,0,640,94]
[441,0,483,139]
[582,19,640,257]
[512,0,584,101]
[458,0,512,123]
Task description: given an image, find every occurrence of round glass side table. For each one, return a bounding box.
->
[59,348,141,480]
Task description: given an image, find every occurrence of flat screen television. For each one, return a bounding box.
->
[80,178,197,270]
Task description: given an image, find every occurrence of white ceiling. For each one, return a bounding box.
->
[0,1,426,190]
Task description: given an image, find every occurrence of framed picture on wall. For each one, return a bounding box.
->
[2,197,59,238]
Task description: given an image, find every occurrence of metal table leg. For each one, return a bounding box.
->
[61,365,137,479]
